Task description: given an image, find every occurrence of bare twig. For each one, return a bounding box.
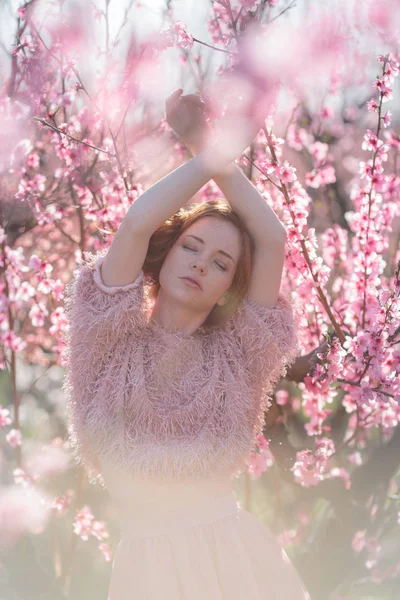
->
[266,0,298,25]
[192,37,237,55]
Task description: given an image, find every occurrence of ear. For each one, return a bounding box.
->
[216,292,229,307]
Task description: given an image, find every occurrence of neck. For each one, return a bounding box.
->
[150,291,208,336]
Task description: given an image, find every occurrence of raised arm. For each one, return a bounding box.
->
[101,88,259,288]
[125,148,220,235]
[125,87,260,235]
[101,148,224,287]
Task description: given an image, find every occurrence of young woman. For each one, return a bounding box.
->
[63,89,311,599]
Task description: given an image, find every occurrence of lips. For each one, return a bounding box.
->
[180,276,202,290]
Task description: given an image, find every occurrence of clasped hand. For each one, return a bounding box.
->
[165,88,264,165]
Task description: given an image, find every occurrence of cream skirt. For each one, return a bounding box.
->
[107,489,311,599]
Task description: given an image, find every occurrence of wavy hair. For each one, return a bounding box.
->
[142,198,256,328]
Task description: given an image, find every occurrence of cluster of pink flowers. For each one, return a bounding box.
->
[172,21,194,51]
[234,51,400,493]
[247,433,275,477]
[73,505,112,561]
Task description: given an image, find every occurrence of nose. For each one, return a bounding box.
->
[191,259,206,274]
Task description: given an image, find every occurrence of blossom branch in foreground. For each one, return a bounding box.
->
[33,117,116,158]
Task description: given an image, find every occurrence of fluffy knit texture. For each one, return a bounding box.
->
[62,248,301,487]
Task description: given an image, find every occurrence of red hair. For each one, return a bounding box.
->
[142,198,255,328]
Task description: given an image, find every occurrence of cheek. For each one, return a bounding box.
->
[212,273,231,295]
[159,249,180,282]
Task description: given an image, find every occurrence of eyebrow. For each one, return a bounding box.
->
[185,234,236,264]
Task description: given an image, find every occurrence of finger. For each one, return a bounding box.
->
[183,97,208,116]
[181,94,205,107]
[182,92,205,102]
[166,89,183,104]
[166,89,183,106]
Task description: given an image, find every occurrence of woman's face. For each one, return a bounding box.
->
[158,216,242,313]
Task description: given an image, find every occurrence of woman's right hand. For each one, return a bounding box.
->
[165,89,213,154]
[165,88,205,141]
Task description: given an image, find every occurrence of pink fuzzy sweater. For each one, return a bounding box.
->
[62,249,300,487]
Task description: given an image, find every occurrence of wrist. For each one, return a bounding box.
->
[195,144,237,178]
[185,143,203,157]
[212,160,238,178]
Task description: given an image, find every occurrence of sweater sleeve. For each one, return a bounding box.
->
[223,293,301,396]
[62,249,146,484]
[63,249,146,342]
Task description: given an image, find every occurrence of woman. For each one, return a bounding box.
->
[63,89,311,599]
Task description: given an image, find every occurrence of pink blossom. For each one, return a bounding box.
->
[382,111,392,127]
[278,160,297,184]
[0,485,52,547]
[366,98,379,112]
[286,125,313,151]
[384,129,400,149]
[73,505,94,541]
[258,156,277,175]
[266,133,284,157]
[0,408,12,427]
[373,74,395,102]
[365,538,382,569]
[348,452,363,466]
[11,138,33,167]
[319,165,336,185]
[52,492,73,516]
[309,141,329,164]
[247,446,274,478]
[304,406,333,436]
[92,7,103,22]
[0,331,27,352]
[352,530,367,553]
[247,451,268,478]
[292,450,322,487]
[99,542,113,562]
[173,21,194,51]
[362,129,379,152]
[376,142,390,162]
[277,528,299,548]
[275,389,290,406]
[29,303,49,327]
[359,160,373,180]
[6,428,22,448]
[320,106,333,119]
[306,164,336,188]
[91,520,110,541]
[255,433,269,450]
[239,0,262,12]
[16,173,47,200]
[327,467,351,490]
[30,256,53,277]
[315,437,335,460]
[13,468,34,487]
[27,152,40,168]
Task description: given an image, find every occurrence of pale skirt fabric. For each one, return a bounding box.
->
[106,486,312,599]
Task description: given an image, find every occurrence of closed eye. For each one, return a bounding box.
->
[182,245,227,271]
